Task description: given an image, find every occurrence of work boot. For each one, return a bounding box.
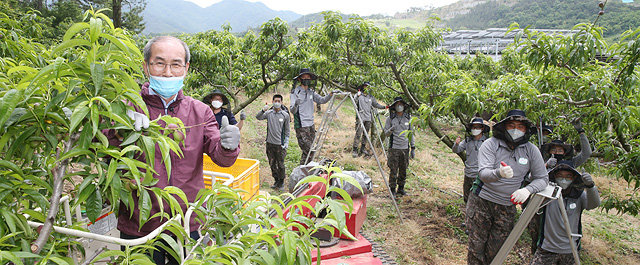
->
[397,186,407,197]
[389,185,397,198]
[351,148,359,158]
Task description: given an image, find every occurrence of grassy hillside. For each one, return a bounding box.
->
[234,88,640,264]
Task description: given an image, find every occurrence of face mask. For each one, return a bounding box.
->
[395,105,404,113]
[471,129,482,136]
[555,178,573,190]
[508,129,525,141]
[273,102,281,109]
[300,79,312,86]
[357,91,362,96]
[149,75,184,99]
[211,100,223,109]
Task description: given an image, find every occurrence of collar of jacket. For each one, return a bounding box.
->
[141,82,185,113]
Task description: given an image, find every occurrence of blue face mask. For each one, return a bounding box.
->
[149,75,184,99]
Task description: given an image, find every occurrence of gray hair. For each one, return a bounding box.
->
[143,36,190,63]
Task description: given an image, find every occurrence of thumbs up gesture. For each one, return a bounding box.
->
[219,116,240,150]
[498,161,513,179]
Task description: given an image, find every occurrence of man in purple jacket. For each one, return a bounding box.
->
[109,36,241,264]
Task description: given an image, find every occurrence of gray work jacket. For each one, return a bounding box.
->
[477,137,549,206]
[384,113,415,150]
[256,108,290,146]
[452,136,488,178]
[540,187,600,254]
[290,86,331,128]
[356,94,385,122]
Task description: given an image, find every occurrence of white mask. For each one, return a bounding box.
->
[471,129,482,136]
[273,102,281,109]
[555,178,573,190]
[395,105,404,113]
[507,129,525,141]
[211,100,223,109]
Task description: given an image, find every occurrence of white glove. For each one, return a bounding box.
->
[511,188,531,204]
[262,104,270,112]
[239,111,246,120]
[498,161,513,179]
[546,157,557,168]
[219,116,240,150]
[127,109,149,131]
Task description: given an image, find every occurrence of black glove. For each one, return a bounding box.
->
[410,146,415,159]
[581,173,595,188]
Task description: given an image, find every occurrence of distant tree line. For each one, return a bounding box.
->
[10,0,146,35]
[446,0,640,38]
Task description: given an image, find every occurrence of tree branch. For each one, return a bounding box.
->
[536,93,601,106]
[31,134,79,253]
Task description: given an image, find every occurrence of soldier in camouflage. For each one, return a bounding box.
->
[352,82,386,157]
[290,68,336,165]
[256,94,290,190]
[384,96,415,197]
[467,109,548,265]
[530,160,599,265]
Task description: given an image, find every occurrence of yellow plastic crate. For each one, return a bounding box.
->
[202,155,260,201]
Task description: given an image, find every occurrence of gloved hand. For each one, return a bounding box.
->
[239,111,246,120]
[262,104,270,112]
[498,161,513,179]
[581,173,595,188]
[546,157,558,168]
[282,144,287,150]
[410,147,415,159]
[127,109,149,131]
[572,119,584,133]
[219,116,240,150]
[511,188,531,204]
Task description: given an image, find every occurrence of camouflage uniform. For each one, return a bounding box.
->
[266,143,287,187]
[387,148,409,192]
[530,248,574,265]
[466,192,516,265]
[295,126,316,165]
[353,120,373,155]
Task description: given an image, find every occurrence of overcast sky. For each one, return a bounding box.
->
[185,0,459,16]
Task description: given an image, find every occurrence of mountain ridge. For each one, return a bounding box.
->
[143,0,301,34]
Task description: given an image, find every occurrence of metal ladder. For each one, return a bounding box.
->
[303,92,403,221]
[304,92,350,165]
[491,184,580,265]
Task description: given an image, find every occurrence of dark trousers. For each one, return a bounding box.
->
[121,230,200,265]
[387,148,409,191]
[295,125,315,165]
[352,120,372,152]
[266,142,286,186]
[463,176,475,203]
[466,193,516,265]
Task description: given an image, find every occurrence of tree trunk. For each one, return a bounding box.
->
[112,0,122,29]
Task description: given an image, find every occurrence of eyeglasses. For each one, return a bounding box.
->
[148,62,186,74]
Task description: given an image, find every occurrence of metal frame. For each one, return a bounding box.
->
[490,184,580,265]
[303,92,402,220]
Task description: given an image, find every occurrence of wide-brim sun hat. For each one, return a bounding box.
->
[469,117,491,133]
[541,139,574,156]
[202,89,230,106]
[293,68,318,80]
